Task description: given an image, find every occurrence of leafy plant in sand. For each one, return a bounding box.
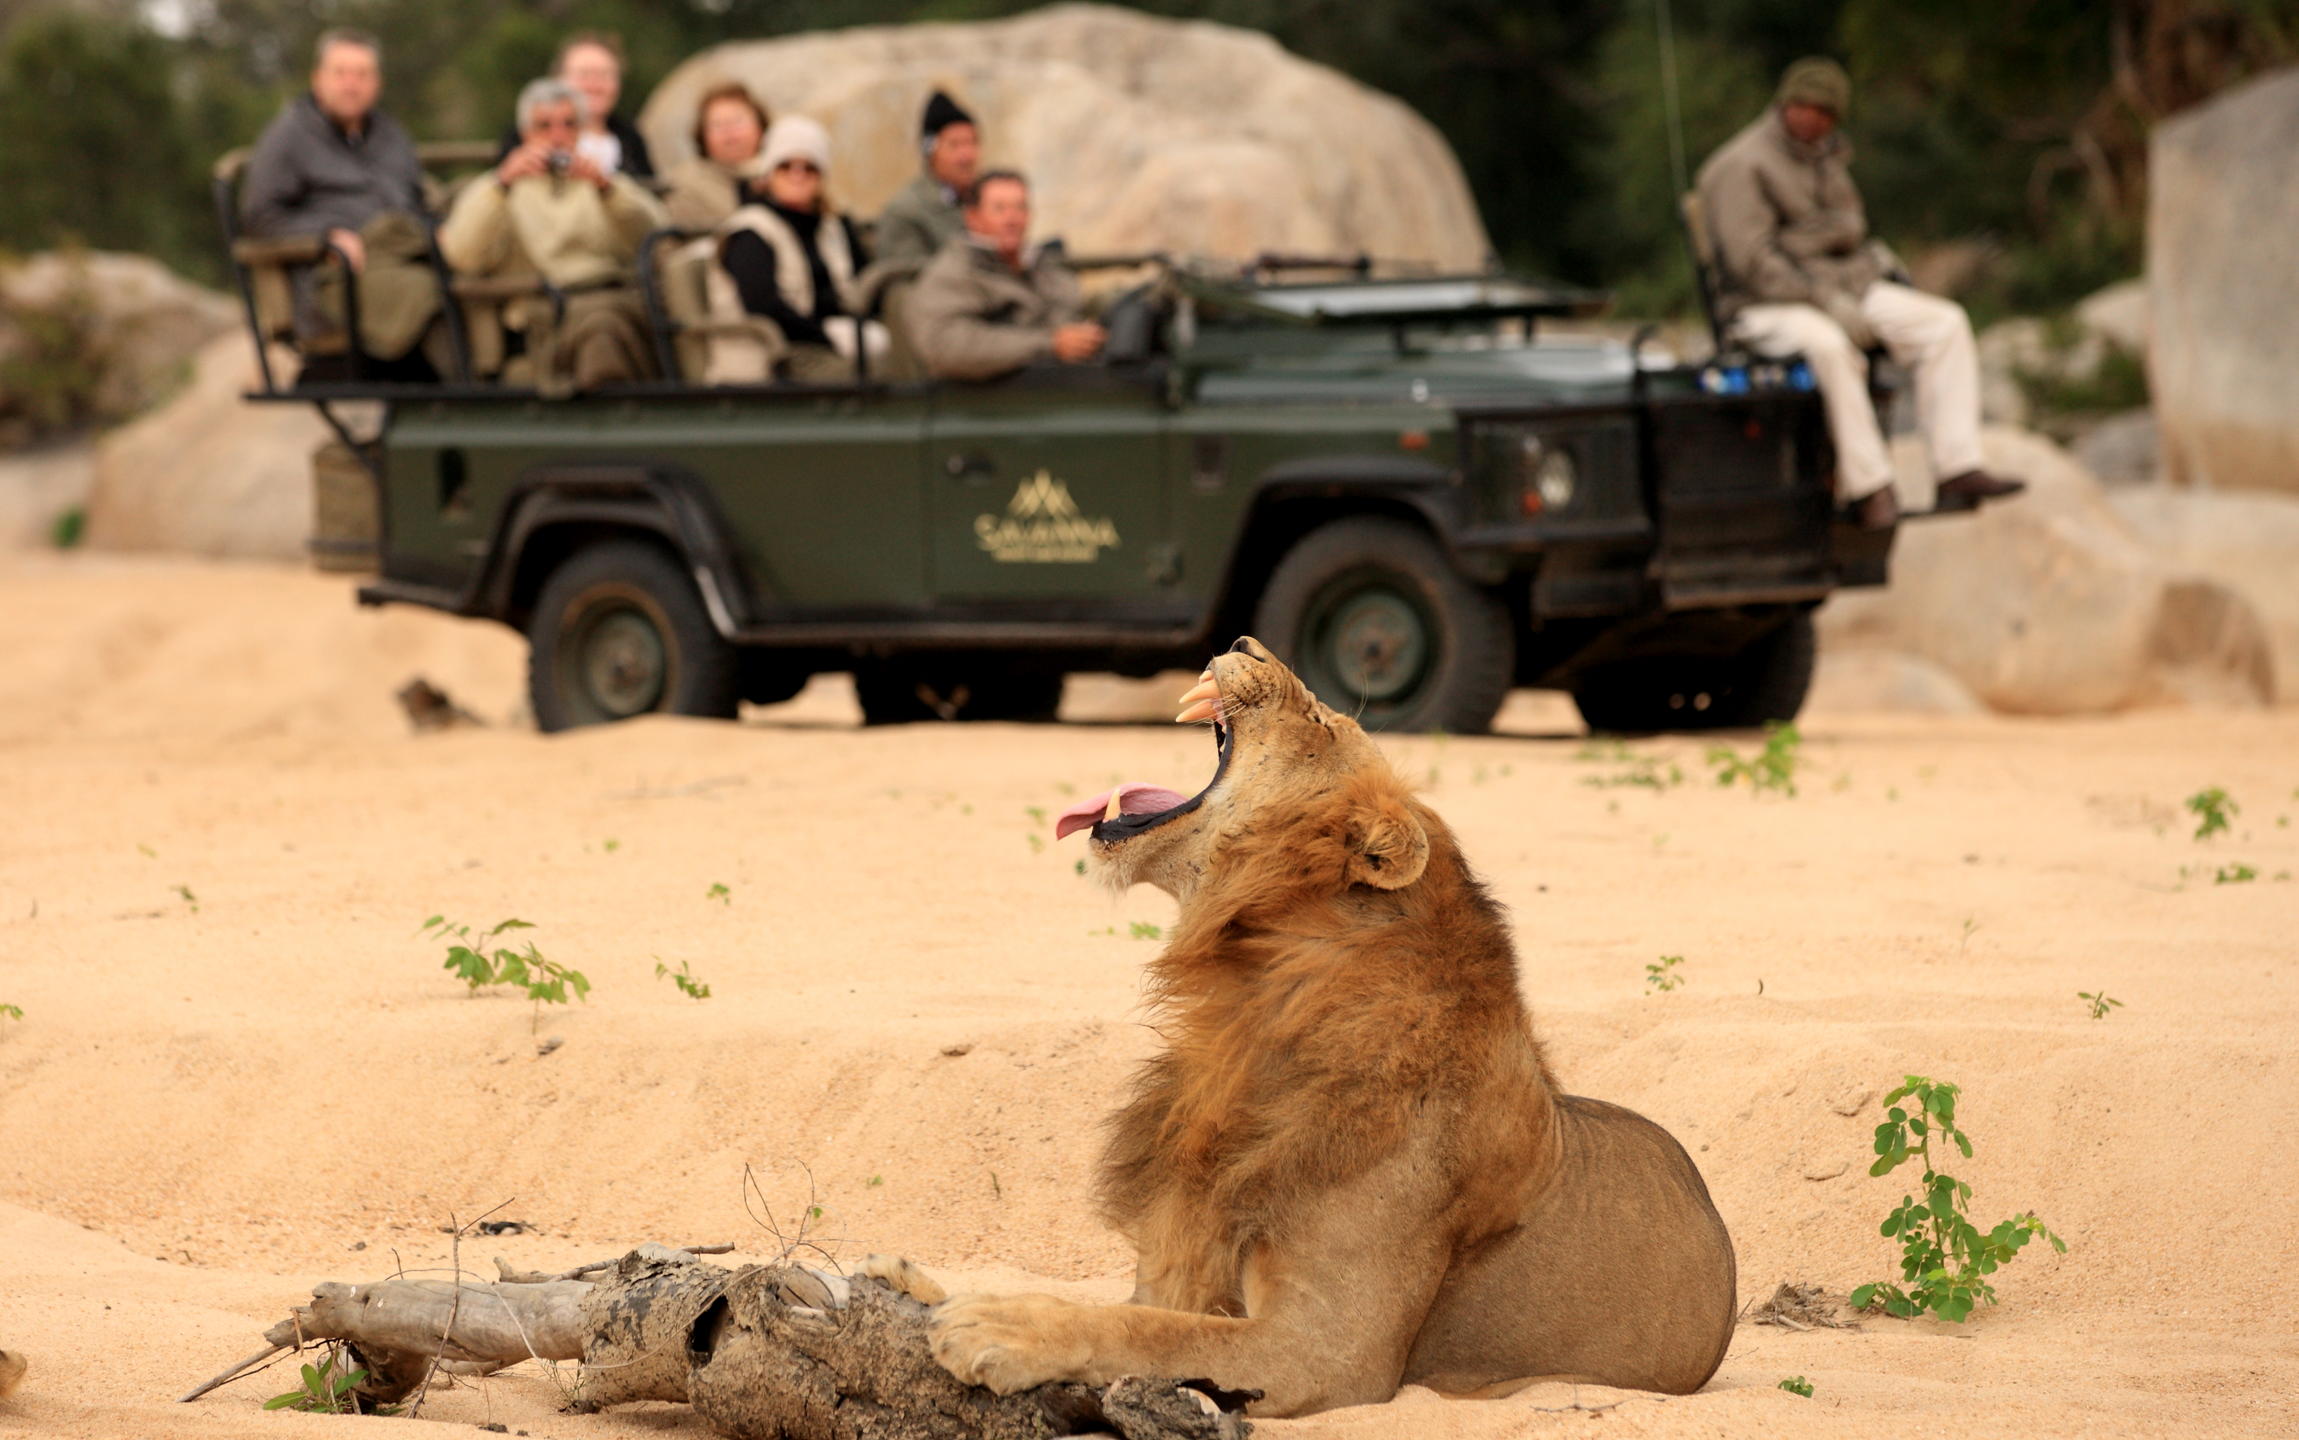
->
[1850,1076,2064,1322]
[2184,787,2236,841]
[1777,1375,1813,1397]
[1708,722,1800,796]
[656,958,712,1000]
[0,1002,21,1025]
[1645,954,1685,992]
[422,916,591,1031]
[2076,990,2121,1020]
[265,1346,394,1414]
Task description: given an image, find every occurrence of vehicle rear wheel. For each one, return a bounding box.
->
[1569,611,1816,734]
[1251,516,1513,734]
[853,661,1065,725]
[528,540,739,732]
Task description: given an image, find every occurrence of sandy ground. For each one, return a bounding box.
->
[1,553,2295,1440]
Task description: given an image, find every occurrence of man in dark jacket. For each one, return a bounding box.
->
[241,28,440,369]
[874,90,981,270]
[1696,58,2023,528]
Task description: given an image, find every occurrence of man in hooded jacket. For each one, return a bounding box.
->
[874,90,982,270]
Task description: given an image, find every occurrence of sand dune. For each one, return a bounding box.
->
[1,555,2294,1438]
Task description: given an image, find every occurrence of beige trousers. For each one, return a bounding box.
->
[1733,281,1983,500]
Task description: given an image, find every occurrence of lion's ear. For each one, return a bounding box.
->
[1345,801,1428,890]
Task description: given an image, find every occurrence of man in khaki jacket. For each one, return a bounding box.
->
[439,78,668,389]
[1697,58,2022,527]
[907,171,1105,382]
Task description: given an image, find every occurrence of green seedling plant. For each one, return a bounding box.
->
[656,959,711,1000]
[1646,954,1686,992]
[264,1347,392,1414]
[1778,1376,1813,1398]
[0,1003,21,1024]
[2185,787,2236,840]
[2077,990,2122,1020]
[706,882,732,905]
[1130,921,1163,941]
[2214,863,2257,885]
[174,883,200,913]
[1850,1076,2064,1322]
[1708,722,1801,796]
[423,916,591,1031]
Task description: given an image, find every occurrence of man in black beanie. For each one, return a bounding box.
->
[875,89,982,269]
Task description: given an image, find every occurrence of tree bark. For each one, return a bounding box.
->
[195,1246,1249,1440]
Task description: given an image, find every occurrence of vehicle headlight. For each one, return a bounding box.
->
[1534,446,1576,510]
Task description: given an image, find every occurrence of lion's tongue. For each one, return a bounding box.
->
[1054,783,1190,840]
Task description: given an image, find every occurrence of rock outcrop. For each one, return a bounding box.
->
[0,250,237,444]
[81,334,330,560]
[2149,67,2299,494]
[638,4,1490,269]
[2108,484,2299,697]
[1819,427,2275,712]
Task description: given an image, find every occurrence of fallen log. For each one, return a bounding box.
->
[187,1244,1248,1440]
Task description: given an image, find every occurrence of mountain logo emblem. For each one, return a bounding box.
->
[974,470,1120,563]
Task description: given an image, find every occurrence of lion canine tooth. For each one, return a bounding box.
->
[1104,791,1125,821]
[1176,697,1219,725]
[1175,677,1220,708]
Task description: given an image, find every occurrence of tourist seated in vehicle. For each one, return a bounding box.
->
[873,90,981,271]
[439,78,669,390]
[240,27,443,379]
[907,171,1106,383]
[662,82,773,231]
[494,31,654,180]
[707,116,888,383]
[1696,57,2024,529]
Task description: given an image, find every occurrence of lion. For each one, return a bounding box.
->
[871,637,1736,1417]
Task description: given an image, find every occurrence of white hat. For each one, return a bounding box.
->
[760,115,831,174]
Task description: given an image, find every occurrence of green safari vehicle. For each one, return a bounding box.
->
[243,236,1905,734]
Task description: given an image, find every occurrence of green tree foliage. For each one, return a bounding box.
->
[0,0,2290,313]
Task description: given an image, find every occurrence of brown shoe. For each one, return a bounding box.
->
[1934,469,2026,511]
[1846,486,1900,530]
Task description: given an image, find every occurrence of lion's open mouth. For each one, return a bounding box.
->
[1053,670,1233,842]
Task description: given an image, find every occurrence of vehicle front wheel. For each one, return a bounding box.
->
[528,540,739,732]
[1569,611,1816,734]
[1251,516,1514,733]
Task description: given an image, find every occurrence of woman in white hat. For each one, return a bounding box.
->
[714,114,886,381]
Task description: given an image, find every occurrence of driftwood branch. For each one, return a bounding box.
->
[190,1245,1249,1440]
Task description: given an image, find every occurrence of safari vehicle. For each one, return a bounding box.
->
[220,148,1909,735]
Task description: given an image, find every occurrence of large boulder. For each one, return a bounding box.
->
[80,333,329,560]
[2149,67,2299,493]
[0,250,237,443]
[1819,427,2275,712]
[2108,485,2299,696]
[638,4,1490,268]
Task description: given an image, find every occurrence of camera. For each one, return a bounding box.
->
[546,150,572,178]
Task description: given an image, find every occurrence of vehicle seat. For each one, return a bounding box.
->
[639,228,788,384]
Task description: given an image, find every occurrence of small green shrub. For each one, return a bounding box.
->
[2214,863,2257,885]
[1709,722,1800,796]
[0,1002,22,1024]
[264,1348,392,1414]
[1646,954,1685,992]
[1129,921,1163,940]
[706,882,732,905]
[655,958,711,1000]
[2077,990,2121,1020]
[423,916,590,1030]
[1778,1376,1813,1398]
[1850,1076,2064,1322]
[2185,787,2236,840]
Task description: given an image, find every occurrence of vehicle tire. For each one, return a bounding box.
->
[1251,516,1513,734]
[1570,611,1815,734]
[528,539,739,732]
[853,661,1065,725]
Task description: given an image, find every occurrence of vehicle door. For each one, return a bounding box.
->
[925,371,1176,614]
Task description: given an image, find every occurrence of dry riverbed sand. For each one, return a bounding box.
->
[1,555,2294,1439]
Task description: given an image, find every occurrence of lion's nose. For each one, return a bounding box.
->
[1228,637,1270,662]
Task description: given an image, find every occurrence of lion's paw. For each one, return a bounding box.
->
[855,1253,950,1306]
[929,1292,1093,1394]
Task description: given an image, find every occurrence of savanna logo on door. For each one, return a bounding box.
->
[974,471,1121,563]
